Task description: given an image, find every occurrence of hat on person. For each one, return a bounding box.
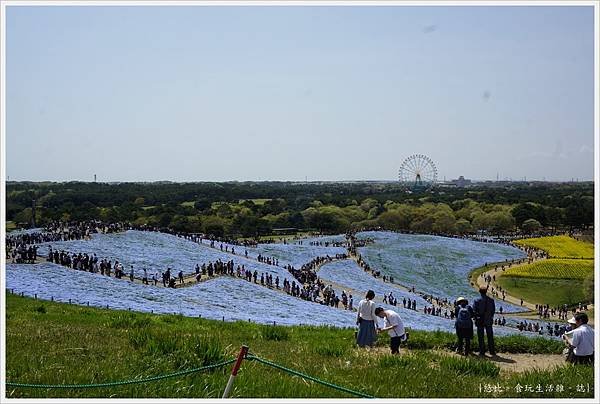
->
[567,317,577,325]
[456,297,468,304]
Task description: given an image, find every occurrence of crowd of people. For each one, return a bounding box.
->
[9,221,594,363]
[535,303,586,321]
[354,285,594,365]
[8,244,39,263]
[46,247,153,284]
[191,257,356,309]
[7,221,128,264]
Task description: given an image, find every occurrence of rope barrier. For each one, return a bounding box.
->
[246,354,375,398]
[6,358,236,389]
[7,351,375,398]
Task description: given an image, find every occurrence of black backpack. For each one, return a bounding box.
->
[456,306,472,328]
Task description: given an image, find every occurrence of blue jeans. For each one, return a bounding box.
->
[477,325,495,355]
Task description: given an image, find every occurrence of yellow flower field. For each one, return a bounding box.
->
[504,259,594,280]
[514,235,594,259]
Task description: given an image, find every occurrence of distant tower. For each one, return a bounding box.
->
[496,172,499,181]
[94,174,97,183]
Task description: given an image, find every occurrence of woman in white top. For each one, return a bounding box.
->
[356,290,377,347]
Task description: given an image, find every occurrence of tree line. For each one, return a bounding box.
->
[6,181,594,237]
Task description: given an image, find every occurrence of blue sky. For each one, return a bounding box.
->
[5,5,595,182]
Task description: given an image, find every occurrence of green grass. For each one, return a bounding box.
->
[439,355,500,377]
[6,221,17,231]
[504,259,594,280]
[5,295,592,398]
[180,201,195,207]
[497,277,588,306]
[514,236,594,259]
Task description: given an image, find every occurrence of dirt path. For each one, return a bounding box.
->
[364,346,567,374]
[472,259,595,326]
[474,259,538,311]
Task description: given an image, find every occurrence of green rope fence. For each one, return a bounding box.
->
[247,354,375,398]
[6,353,375,398]
[5,358,236,389]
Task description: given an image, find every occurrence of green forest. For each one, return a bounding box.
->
[6,181,594,238]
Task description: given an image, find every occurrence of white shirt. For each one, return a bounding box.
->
[357,299,376,321]
[384,310,405,338]
[572,324,594,356]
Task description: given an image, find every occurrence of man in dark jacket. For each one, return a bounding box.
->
[473,286,496,356]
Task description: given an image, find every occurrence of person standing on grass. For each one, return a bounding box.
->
[473,286,496,356]
[454,297,474,356]
[356,290,377,347]
[564,312,594,364]
[375,307,406,354]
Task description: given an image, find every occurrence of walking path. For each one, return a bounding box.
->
[474,259,539,311]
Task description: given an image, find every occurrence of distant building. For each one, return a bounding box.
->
[450,176,472,188]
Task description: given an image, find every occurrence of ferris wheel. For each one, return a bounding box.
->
[398,154,438,188]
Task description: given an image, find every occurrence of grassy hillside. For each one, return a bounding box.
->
[5,295,593,399]
[497,277,588,307]
[514,236,594,259]
[504,259,594,280]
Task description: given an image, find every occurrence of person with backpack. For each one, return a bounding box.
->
[454,297,474,356]
[473,286,496,356]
